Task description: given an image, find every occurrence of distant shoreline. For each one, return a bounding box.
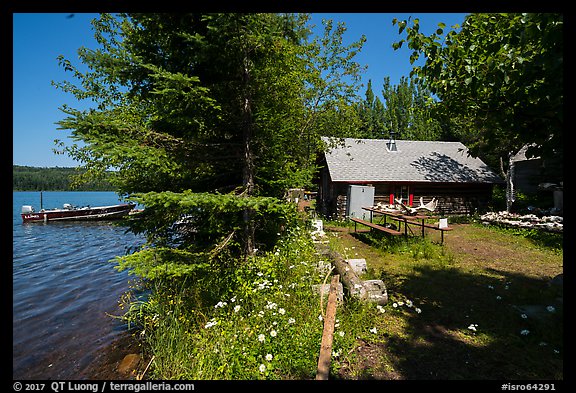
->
[13,165,114,191]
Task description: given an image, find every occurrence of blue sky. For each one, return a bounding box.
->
[12,12,468,168]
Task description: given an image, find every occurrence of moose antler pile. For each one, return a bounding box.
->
[394,197,438,215]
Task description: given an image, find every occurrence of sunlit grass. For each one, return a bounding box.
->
[323,220,563,379]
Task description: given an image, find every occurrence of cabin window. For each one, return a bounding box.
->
[390,185,413,206]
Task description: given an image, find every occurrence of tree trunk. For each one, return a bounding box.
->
[241,47,256,257]
[506,152,516,213]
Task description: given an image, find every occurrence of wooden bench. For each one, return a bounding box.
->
[350,217,403,236]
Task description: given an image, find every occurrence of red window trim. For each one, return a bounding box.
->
[389,184,414,206]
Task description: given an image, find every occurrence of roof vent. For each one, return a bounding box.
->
[386,131,397,152]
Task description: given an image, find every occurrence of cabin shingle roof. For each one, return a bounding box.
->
[322,137,503,183]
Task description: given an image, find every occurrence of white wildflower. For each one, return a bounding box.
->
[258,334,265,343]
[415,308,422,314]
[234,305,241,313]
[546,305,556,313]
[496,296,502,300]
[270,330,277,337]
[521,313,528,319]
[392,302,398,308]
[338,331,345,337]
[332,350,341,358]
[369,327,378,334]
[215,301,227,308]
[376,305,386,313]
[288,318,296,324]
[467,324,478,332]
[278,308,286,315]
[259,364,266,373]
[318,315,323,321]
[265,354,273,361]
[204,320,218,329]
[520,329,530,335]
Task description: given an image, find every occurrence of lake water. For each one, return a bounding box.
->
[12,191,145,380]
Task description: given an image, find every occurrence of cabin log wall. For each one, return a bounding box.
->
[318,175,494,220]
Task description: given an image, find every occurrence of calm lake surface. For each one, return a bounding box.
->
[12,191,145,380]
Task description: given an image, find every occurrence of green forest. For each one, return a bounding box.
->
[13,165,113,191]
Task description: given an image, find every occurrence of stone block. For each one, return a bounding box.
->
[346,258,367,275]
[312,282,344,303]
[362,279,388,305]
[311,219,324,233]
[316,260,332,275]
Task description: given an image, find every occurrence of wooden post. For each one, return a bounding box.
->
[421,218,425,238]
[315,274,340,380]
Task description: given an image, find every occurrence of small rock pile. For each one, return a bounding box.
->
[480,211,563,233]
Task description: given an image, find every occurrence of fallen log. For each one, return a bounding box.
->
[316,245,388,305]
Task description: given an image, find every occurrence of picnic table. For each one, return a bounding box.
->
[358,206,452,244]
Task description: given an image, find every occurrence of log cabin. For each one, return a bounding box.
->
[317,137,504,219]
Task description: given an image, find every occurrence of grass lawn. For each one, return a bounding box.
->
[325,222,563,380]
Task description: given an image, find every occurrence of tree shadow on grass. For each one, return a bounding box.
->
[337,258,563,380]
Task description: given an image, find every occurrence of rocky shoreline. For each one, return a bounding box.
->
[80,331,147,380]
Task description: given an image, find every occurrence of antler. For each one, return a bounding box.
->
[395,197,438,215]
[418,197,437,212]
[395,198,418,214]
